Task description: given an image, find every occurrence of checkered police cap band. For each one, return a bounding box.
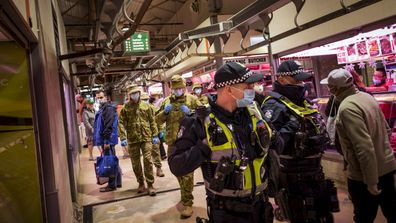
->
[215,71,253,89]
[276,68,305,76]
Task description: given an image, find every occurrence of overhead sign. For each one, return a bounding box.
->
[124,31,150,53]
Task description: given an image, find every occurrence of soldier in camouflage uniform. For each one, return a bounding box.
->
[141,92,165,177]
[192,83,209,105]
[156,75,202,218]
[119,85,159,196]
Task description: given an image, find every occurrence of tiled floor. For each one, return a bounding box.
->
[78,145,386,223]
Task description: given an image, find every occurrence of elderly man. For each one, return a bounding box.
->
[322,68,396,223]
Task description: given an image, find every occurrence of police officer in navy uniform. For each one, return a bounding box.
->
[168,62,282,223]
[261,60,339,223]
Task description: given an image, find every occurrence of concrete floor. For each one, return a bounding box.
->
[78,145,386,223]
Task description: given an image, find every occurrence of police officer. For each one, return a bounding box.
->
[168,62,279,223]
[156,75,202,218]
[119,85,159,196]
[192,83,209,105]
[141,92,165,177]
[261,60,339,223]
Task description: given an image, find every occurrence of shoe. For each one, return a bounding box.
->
[99,186,116,192]
[161,155,167,160]
[156,168,165,177]
[83,144,88,148]
[137,183,146,193]
[89,157,95,161]
[180,205,193,219]
[147,185,156,196]
[117,184,122,188]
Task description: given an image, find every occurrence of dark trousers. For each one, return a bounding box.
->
[104,145,122,188]
[348,171,396,223]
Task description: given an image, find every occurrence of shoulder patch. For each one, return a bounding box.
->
[264,110,273,119]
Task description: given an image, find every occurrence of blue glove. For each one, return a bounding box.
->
[121,139,128,147]
[159,131,165,139]
[164,104,173,114]
[180,104,190,115]
[152,137,160,145]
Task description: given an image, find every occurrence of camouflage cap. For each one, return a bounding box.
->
[192,83,203,90]
[141,92,150,100]
[127,84,141,94]
[170,75,186,89]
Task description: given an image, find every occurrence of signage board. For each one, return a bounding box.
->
[124,31,150,53]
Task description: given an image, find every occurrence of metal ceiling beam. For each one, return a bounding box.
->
[72,67,172,76]
[179,0,290,40]
[62,0,84,16]
[59,48,103,60]
[112,0,153,47]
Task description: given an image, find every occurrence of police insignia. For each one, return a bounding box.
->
[264,110,273,119]
[177,126,185,138]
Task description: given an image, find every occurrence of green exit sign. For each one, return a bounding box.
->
[124,31,150,53]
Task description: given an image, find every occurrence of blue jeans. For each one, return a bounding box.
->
[104,145,122,188]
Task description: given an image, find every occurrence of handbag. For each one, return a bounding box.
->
[95,149,119,178]
[94,162,109,185]
[326,99,336,145]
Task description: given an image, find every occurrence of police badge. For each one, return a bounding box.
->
[177,126,185,138]
[264,110,273,119]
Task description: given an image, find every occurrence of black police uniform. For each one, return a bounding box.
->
[168,97,283,223]
[261,81,339,223]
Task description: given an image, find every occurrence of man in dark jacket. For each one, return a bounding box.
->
[168,62,282,223]
[93,90,121,192]
[261,60,339,223]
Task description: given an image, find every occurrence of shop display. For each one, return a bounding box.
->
[368,38,381,57]
[380,35,393,55]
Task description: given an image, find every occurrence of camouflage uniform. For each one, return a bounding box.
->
[192,83,209,105]
[119,86,158,188]
[156,75,202,208]
[141,92,162,170]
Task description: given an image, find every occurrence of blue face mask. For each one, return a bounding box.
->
[173,89,184,97]
[231,87,255,107]
[372,79,384,86]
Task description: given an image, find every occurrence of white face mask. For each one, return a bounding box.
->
[253,85,264,94]
[130,93,140,102]
[173,88,184,97]
[194,88,202,95]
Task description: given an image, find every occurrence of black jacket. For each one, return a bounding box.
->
[261,81,306,154]
[168,98,283,177]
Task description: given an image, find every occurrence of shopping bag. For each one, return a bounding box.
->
[95,149,119,178]
[94,162,109,185]
[326,99,336,145]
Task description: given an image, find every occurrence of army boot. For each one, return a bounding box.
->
[180,205,193,219]
[156,167,165,177]
[147,184,156,196]
[137,183,146,193]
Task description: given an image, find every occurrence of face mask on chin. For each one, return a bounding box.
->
[231,87,255,107]
[173,89,184,97]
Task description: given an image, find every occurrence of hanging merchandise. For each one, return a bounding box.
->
[358,61,366,69]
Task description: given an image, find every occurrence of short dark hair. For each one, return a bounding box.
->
[96,90,107,96]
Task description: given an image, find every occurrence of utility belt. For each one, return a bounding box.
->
[207,192,268,213]
[279,154,322,173]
